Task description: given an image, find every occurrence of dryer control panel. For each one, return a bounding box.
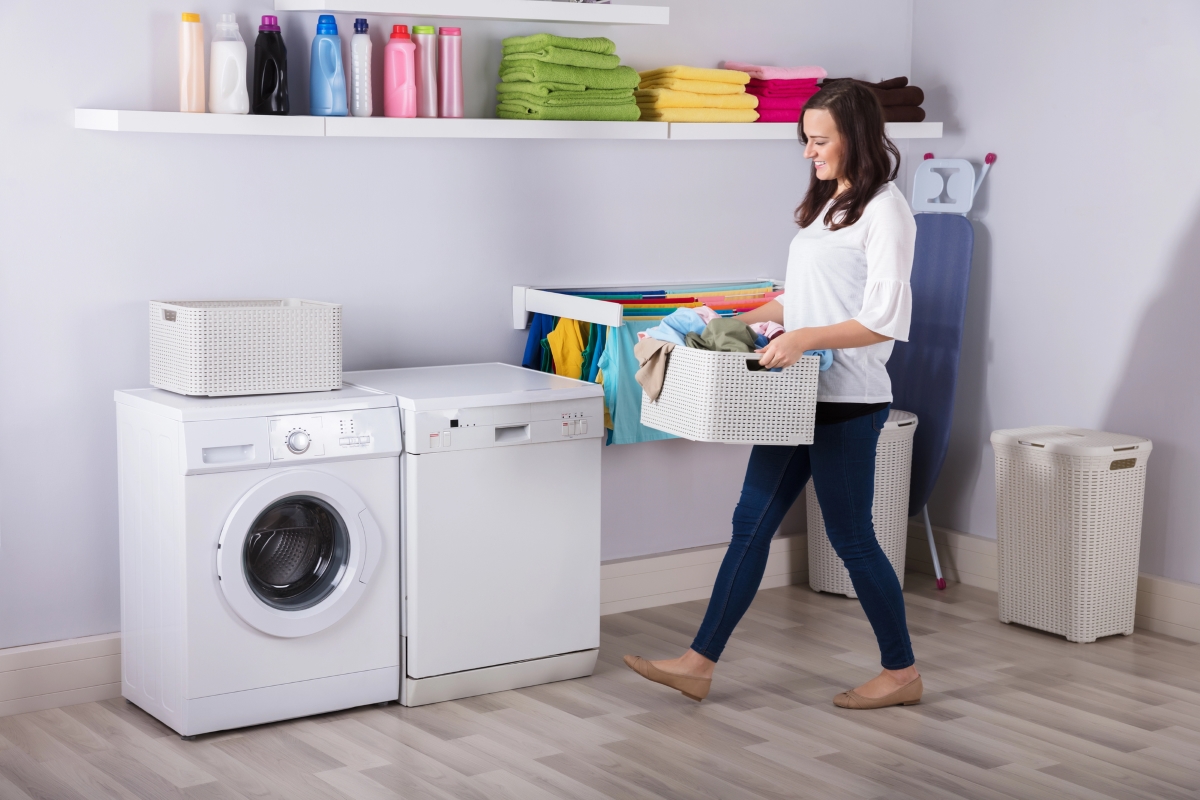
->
[269,407,402,463]
[403,397,604,455]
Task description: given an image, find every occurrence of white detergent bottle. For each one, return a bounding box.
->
[209,14,249,114]
[350,18,373,116]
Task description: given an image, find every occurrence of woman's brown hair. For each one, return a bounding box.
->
[795,80,900,230]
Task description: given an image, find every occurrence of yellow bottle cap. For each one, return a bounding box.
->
[182,12,200,22]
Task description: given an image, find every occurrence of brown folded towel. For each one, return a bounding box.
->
[884,105,926,123]
[822,77,923,106]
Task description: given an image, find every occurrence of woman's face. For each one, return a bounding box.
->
[802,108,843,183]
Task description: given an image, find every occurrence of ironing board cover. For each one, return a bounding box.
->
[886,213,975,516]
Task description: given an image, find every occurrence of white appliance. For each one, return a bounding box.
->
[344,364,603,707]
[115,386,403,737]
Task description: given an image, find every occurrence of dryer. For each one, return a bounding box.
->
[114,387,402,737]
[344,364,603,707]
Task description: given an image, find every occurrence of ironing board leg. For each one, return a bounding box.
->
[923,506,946,590]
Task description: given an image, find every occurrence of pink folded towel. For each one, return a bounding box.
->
[747,87,819,99]
[753,94,814,111]
[756,108,802,123]
[723,62,827,81]
[747,77,819,93]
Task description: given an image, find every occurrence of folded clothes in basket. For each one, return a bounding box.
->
[685,318,759,352]
[636,307,708,347]
[633,338,675,402]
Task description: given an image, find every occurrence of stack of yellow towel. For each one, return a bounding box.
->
[636,66,758,122]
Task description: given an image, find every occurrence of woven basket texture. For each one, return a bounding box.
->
[640,348,819,445]
[994,428,1150,643]
[149,300,342,397]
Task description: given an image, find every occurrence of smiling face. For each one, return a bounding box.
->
[802,108,845,188]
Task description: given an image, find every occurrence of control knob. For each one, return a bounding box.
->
[286,430,311,454]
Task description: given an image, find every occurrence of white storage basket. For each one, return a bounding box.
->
[991,426,1152,643]
[149,299,342,397]
[640,349,819,445]
[807,409,917,597]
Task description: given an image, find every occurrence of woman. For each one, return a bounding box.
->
[624,81,921,710]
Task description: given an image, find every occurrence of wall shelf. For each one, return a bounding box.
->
[325,116,669,139]
[274,0,669,25]
[73,109,325,136]
[76,111,943,141]
[513,280,782,329]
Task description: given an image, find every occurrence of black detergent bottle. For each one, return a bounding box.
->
[252,15,289,114]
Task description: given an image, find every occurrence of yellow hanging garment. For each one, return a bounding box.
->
[547,318,585,379]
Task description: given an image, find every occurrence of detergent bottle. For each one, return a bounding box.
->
[310,15,348,116]
[350,19,373,117]
[179,13,205,112]
[252,15,289,115]
[383,25,417,118]
[209,14,249,114]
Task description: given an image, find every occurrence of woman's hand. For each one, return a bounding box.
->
[756,330,811,369]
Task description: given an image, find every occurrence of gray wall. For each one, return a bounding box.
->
[0,0,914,648]
[910,0,1200,584]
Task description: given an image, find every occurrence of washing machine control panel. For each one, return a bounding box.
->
[268,407,402,462]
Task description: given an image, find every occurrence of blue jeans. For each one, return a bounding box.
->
[691,406,915,670]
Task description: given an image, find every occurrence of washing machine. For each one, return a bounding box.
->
[114,386,402,737]
[344,363,603,706]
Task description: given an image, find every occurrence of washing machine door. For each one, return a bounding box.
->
[217,470,382,638]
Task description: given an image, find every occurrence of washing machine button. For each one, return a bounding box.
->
[287,431,311,454]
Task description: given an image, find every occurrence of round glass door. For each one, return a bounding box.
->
[243,496,350,611]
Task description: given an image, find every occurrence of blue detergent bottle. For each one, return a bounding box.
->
[310,15,348,116]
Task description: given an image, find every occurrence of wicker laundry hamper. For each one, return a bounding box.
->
[640,349,820,445]
[149,299,342,396]
[991,426,1152,643]
[807,409,918,598]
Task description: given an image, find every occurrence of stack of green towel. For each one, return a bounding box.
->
[497,34,641,121]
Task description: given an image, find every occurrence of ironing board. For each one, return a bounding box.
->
[887,212,976,587]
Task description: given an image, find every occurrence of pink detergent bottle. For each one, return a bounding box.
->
[384,25,417,118]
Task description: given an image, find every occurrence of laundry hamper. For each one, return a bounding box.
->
[807,410,918,597]
[640,349,820,445]
[149,299,342,396]
[991,426,1152,643]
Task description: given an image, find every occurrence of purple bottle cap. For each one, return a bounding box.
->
[259,15,280,31]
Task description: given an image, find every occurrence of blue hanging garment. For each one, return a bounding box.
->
[595,322,677,445]
[522,313,557,370]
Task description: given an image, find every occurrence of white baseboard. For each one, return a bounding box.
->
[905,521,999,591]
[601,534,807,616]
[0,633,121,718]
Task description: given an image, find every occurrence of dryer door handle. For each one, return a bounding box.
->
[358,508,383,585]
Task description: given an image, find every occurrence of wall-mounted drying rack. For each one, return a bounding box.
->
[512,279,783,329]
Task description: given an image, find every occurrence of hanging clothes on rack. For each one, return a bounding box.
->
[522,313,558,370]
[595,321,678,445]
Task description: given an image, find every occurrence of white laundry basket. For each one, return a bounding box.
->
[991,426,1152,643]
[807,409,918,598]
[149,299,342,396]
[640,349,820,445]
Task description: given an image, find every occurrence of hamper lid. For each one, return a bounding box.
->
[990,425,1152,457]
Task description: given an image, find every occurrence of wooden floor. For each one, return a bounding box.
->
[2,580,1199,800]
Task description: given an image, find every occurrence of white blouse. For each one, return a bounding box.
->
[776,181,916,403]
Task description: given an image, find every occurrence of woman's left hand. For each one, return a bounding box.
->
[756,330,810,369]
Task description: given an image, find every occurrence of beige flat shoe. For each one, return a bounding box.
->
[833,675,923,709]
[623,655,711,702]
